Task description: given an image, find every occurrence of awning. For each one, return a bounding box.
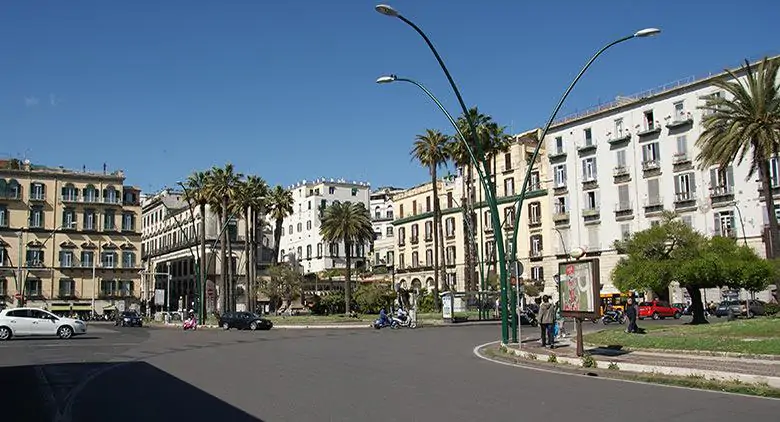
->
[72,305,92,311]
[103,304,117,311]
[49,305,71,312]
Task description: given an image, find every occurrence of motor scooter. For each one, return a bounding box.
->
[183,316,198,331]
[373,316,398,329]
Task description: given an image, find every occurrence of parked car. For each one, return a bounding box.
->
[739,300,766,317]
[638,300,681,320]
[218,312,273,331]
[0,307,87,340]
[115,310,143,327]
[714,300,741,318]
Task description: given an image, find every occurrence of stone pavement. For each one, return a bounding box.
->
[503,335,780,388]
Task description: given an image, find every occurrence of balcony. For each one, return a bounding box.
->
[712,228,737,238]
[548,149,567,163]
[674,191,697,210]
[642,160,662,176]
[613,166,631,183]
[529,249,543,259]
[666,113,694,129]
[1,192,22,201]
[528,217,542,228]
[637,122,662,137]
[61,194,80,203]
[553,184,568,195]
[581,176,598,191]
[552,210,569,224]
[710,185,734,207]
[29,192,46,202]
[643,197,664,215]
[607,132,631,146]
[672,153,692,171]
[577,140,598,155]
[614,202,634,220]
[582,207,600,224]
[103,197,121,206]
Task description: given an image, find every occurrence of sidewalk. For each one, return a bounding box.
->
[503,335,780,388]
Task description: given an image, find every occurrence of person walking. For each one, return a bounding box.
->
[538,295,556,348]
[625,297,638,333]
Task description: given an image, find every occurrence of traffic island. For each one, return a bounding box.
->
[475,339,780,398]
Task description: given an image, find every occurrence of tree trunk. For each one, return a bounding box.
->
[759,159,780,259]
[430,165,441,311]
[226,207,235,312]
[467,165,477,291]
[344,241,352,315]
[273,218,283,265]
[685,286,709,325]
[244,206,251,313]
[199,204,207,317]
[250,208,257,313]
[219,207,228,313]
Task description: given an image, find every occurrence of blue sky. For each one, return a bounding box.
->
[2,0,777,193]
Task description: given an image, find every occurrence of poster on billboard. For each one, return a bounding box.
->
[154,289,166,306]
[557,259,600,319]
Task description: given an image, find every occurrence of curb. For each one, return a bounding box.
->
[501,343,780,388]
[149,320,502,330]
[582,343,780,362]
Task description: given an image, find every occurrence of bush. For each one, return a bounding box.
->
[310,293,352,315]
[547,353,558,363]
[608,362,620,370]
[581,353,597,368]
[764,303,779,316]
[353,284,396,314]
[417,290,437,313]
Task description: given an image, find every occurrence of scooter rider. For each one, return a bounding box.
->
[379,308,390,326]
[395,306,408,321]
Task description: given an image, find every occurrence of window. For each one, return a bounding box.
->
[30,183,45,201]
[554,136,564,154]
[7,180,21,199]
[0,205,7,228]
[398,227,406,246]
[504,177,515,196]
[714,211,735,237]
[295,222,301,233]
[674,173,696,201]
[647,178,661,205]
[387,208,394,219]
[61,208,76,229]
[61,184,78,201]
[59,251,74,268]
[25,278,42,297]
[709,166,734,195]
[424,221,433,241]
[296,246,302,260]
[386,251,394,266]
[530,234,543,257]
[681,215,693,228]
[103,187,118,204]
[676,135,688,157]
[411,224,419,243]
[425,249,433,267]
[398,253,405,269]
[554,196,567,214]
[0,277,6,296]
[425,196,431,213]
[122,212,135,231]
[614,118,624,137]
[411,251,419,267]
[101,252,116,268]
[445,217,455,237]
[83,186,98,203]
[316,243,322,258]
[26,249,43,266]
[485,241,496,262]
[504,153,512,171]
[386,226,393,237]
[584,191,599,211]
[30,206,44,229]
[328,186,336,195]
[59,279,76,298]
[528,202,541,224]
[483,211,493,231]
[504,207,515,228]
[102,210,115,231]
[306,221,312,230]
[673,101,685,120]
[587,227,600,250]
[642,142,660,165]
[0,247,6,266]
[122,252,136,268]
[529,171,541,190]
[288,225,293,235]
[399,204,404,218]
[351,188,358,196]
[81,251,94,268]
[554,165,567,187]
[617,185,630,210]
[643,110,655,130]
[581,158,597,181]
[584,128,593,146]
[374,207,381,219]
[531,266,544,282]
[304,244,311,259]
[329,243,339,257]
[446,246,456,265]
[615,149,627,169]
[620,224,631,241]
[446,192,453,208]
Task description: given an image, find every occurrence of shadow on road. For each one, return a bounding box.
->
[0,362,265,422]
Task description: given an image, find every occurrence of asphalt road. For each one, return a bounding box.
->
[0,317,772,422]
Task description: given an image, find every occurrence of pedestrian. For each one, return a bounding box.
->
[538,295,555,348]
[625,297,638,333]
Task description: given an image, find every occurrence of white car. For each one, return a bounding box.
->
[0,307,88,340]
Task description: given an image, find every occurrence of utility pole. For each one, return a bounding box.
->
[16,230,24,307]
[166,262,172,313]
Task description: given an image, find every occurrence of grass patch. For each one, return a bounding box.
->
[480,346,780,398]
[583,317,780,355]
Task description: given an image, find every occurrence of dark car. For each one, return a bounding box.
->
[714,300,741,317]
[218,312,273,331]
[115,311,143,327]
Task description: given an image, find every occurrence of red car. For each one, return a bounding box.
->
[638,300,681,320]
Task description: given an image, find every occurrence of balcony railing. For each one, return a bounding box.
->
[666,112,694,129]
[607,132,631,145]
[672,153,691,165]
[638,122,662,136]
[674,191,696,203]
[577,140,598,153]
[613,166,629,177]
[642,160,661,171]
[530,250,543,258]
[710,185,734,197]
[614,202,633,213]
[582,207,600,217]
[712,228,736,238]
[30,192,46,201]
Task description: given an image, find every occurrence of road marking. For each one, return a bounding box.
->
[472,341,780,402]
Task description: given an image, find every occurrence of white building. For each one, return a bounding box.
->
[276,179,372,274]
[369,186,404,269]
[543,55,779,303]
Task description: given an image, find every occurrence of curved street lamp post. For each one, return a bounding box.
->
[376,3,660,343]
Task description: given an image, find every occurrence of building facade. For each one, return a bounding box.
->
[0,160,142,316]
[275,179,371,275]
[543,56,780,302]
[140,188,274,313]
[369,186,405,270]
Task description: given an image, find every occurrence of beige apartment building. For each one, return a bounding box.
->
[0,160,142,316]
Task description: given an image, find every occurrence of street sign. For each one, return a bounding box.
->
[154,289,165,306]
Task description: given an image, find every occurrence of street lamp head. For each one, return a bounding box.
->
[375,4,399,17]
[634,28,661,38]
[376,75,397,84]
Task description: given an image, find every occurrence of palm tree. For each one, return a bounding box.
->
[320,201,374,314]
[235,175,269,313]
[267,185,294,265]
[697,57,780,263]
[183,171,210,316]
[412,129,449,308]
[206,163,243,312]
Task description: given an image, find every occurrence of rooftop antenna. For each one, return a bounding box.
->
[82,165,86,172]
[103,163,107,174]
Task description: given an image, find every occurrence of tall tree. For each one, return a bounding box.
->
[206,163,243,312]
[697,57,780,264]
[183,171,211,315]
[412,129,449,308]
[267,185,294,265]
[320,202,374,315]
[234,176,268,312]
